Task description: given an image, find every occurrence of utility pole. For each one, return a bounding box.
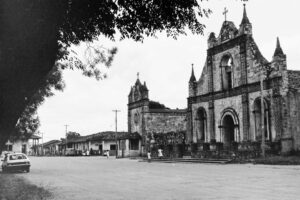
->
[112,110,120,158]
[64,124,69,150]
[260,71,265,158]
[41,132,44,156]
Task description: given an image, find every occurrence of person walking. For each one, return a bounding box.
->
[158,148,163,159]
[106,150,110,159]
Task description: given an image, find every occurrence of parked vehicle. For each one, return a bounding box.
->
[1,153,30,173]
[65,148,76,156]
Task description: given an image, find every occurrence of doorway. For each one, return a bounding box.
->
[222,115,235,147]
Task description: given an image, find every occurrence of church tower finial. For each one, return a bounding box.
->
[239,4,252,35]
[241,4,250,24]
[274,37,284,56]
[273,37,285,59]
[189,64,196,82]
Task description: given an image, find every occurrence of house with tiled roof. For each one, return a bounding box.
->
[57,131,141,157]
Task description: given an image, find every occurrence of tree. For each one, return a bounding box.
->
[66,132,81,139]
[0,0,212,150]
[10,64,65,143]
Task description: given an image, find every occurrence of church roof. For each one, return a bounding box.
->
[149,101,168,109]
[248,37,268,65]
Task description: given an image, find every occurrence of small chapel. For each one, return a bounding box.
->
[187,5,300,154]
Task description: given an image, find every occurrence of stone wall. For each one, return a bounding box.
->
[287,91,300,151]
[145,111,186,134]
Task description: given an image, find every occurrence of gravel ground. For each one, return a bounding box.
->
[15,156,300,200]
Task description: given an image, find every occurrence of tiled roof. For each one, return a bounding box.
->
[118,132,142,140]
[89,131,128,141]
[42,140,61,147]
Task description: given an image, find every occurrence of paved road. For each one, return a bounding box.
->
[16,156,300,200]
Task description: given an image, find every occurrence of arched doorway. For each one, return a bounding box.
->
[222,115,235,146]
[219,108,240,148]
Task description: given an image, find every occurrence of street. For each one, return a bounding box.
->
[15,156,300,200]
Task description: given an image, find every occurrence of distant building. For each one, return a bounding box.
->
[2,135,41,155]
[37,140,61,156]
[58,131,138,157]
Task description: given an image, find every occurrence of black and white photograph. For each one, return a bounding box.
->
[1,0,300,199]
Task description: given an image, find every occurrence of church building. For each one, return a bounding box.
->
[128,76,186,156]
[187,5,300,154]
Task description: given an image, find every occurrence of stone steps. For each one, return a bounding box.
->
[140,158,232,164]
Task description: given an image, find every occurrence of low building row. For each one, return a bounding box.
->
[36,131,142,157]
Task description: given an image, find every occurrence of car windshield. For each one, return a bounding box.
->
[9,154,26,160]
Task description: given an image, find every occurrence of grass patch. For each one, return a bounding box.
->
[254,155,300,165]
[0,173,52,200]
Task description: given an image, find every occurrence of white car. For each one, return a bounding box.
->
[1,153,30,173]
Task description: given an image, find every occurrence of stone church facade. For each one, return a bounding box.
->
[127,6,300,157]
[187,5,300,154]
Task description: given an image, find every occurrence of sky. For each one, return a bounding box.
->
[37,0,300,142]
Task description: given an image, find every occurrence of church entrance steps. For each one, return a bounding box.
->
[182,156,192,159]
[140,158,232,164]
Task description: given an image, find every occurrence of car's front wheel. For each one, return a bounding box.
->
[25,168,30,173]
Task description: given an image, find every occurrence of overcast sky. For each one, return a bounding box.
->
[37,0,300,142]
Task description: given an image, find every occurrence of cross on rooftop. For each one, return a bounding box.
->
[223,7,228,21]
[137,72,139,79]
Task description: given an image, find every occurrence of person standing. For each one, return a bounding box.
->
[147,151,151,163]
[106,150,110,159]
[158,148,163,159]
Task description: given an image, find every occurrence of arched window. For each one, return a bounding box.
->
[195,108,207,142]
[220,55,233,90]
[253,98,271,141]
